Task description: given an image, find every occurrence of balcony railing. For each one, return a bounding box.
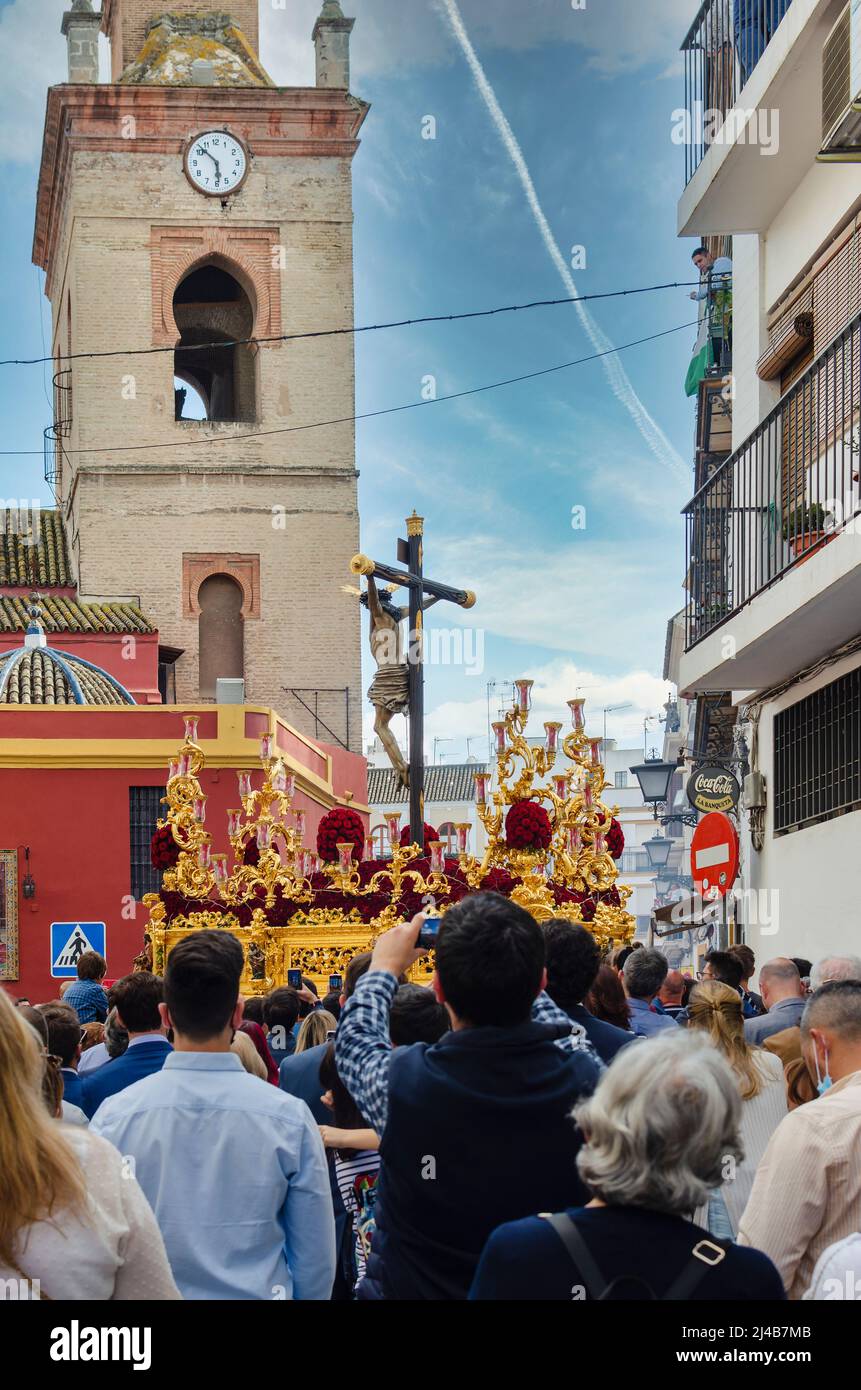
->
[684,312,861,649]
[43,367,72,490]
[682,0,794,184]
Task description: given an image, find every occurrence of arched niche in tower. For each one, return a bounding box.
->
[197,572,245,699]
[173,260,258,424]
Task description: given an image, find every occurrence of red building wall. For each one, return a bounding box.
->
[0,707,368,1004]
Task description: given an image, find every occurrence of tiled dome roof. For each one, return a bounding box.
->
[0,601,136,707]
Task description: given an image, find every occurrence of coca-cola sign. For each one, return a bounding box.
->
[686,765,740,815]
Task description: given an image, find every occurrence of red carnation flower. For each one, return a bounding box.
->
[151,825,181,872]
[505,799,552,852]
[242,840,261,867]
[316,806,366,863]
[399,822,439,849]
[606,818,625,860]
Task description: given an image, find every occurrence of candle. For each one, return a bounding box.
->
[544,721,562,754]
[193,796,206,824]
[583,783,594,810]
[183,714,199,744]
[237,770,252,798]
[256,823,271,850]
[227,808,241,837]
[514,679,533,714]
[566,825,582,855]
[302,850,313,879]
[336,841,354,874]
[364,836,375,862]
[428,840,445,874]
[590,738,602,765]
[198,843,212,869]
[595,832,607,856]
[284,771,296,800]
[455,822,470,855]
[212,853,227,885]
[491,721,507,755]
[272,765,287,793]
[295,810,306,839]
[567,698,585,731]
[178,753,191,777]
[260,733,274,762]
[385,811,401,846]
[553,775,568,800]
[474,772,491,805]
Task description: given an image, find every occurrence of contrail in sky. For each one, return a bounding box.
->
[439,0,689,484]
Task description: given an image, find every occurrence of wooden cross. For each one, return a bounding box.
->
[351,512,476,848]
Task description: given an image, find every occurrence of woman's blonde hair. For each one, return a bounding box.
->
[0,990,87,1271]
[295,1010,338,1054]
[687,979,765,1100]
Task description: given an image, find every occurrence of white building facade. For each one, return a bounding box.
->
[676,0,861,965]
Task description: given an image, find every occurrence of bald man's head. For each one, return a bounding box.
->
[759,957,803,1009]
[658,970,685,1005]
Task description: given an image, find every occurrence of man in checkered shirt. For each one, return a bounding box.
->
[336,891,602,1300]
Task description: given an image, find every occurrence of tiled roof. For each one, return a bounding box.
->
[0,593,153,636]
[368,764,489,806]
[0,647,135,706]
[0,509,71,587]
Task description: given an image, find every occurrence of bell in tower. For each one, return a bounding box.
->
[33,5,369,752]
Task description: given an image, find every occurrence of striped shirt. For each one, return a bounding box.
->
[335,1150,380,1282]
[738,1069,861,1298]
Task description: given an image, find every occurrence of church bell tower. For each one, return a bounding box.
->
[33,1,367,750]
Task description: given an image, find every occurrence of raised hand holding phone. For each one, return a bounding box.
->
[369,911,428,979]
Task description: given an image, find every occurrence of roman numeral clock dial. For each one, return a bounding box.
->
[184,131,249,196]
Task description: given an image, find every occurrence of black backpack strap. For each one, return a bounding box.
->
[539,1213,607,1299]
[663,1238,728,1300]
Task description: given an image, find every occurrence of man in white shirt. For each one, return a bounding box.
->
[92,930,335,1300]
[739,981,861,1298]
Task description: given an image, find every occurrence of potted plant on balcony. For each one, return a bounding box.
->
[782,502,828,562]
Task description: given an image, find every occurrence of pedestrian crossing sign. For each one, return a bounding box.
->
[50,922,106,978]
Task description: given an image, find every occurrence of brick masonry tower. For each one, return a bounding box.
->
[33,2,367,750]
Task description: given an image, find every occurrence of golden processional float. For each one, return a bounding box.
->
[143,690,635,995]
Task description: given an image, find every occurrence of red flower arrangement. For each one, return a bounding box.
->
[606,818,625,860]
[316,806,366,863]
[242,840,261,867]
[399,822,439,848]
[150,825,181,872]
[505,800,552,852]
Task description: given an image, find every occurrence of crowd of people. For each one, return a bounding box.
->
[2,896,861,1302]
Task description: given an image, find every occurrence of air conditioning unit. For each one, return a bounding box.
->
[819,0,861,159]
[216,677,245,704]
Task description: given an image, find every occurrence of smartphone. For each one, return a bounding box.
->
[287,969,302,989]
[418,917,442,953]
[328,974,343,992]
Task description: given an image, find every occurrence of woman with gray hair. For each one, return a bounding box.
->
[469,1030,784,1300]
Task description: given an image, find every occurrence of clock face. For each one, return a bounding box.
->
[185,131,248,196]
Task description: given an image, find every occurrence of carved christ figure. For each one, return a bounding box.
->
[359,575,440,788]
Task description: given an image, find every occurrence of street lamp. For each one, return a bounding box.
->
[643,833,673,870]
[629,758,677,807]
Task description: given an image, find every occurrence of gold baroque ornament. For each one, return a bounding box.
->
[144,696,635,992]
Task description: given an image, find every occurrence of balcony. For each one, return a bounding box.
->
[680,313,861,694]
[43,367,72,492]
[678,0,837,236]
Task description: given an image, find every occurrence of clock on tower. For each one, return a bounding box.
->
[34,2,367,751]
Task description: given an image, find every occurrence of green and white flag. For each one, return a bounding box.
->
[685,310,712,397]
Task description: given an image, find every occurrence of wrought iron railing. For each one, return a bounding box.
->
[681,0,794,184]
[684,312,861,648]
[44,367,72,490]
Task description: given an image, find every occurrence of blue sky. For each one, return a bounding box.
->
[0,0,699,761]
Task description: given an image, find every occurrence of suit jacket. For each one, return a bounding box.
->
[278,1042,328,1122]
[743,997,806,1046]
[60,1068,84,1109]
[80,1038,172,1119]
[566,1003,633,1065]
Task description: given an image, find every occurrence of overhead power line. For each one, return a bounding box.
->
[0,280,701,368]
[0,319,697,458]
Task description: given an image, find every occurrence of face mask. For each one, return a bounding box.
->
[812,1039,833,1095]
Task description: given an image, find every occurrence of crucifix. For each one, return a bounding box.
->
[349,512,476,849]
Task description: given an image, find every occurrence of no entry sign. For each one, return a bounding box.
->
[691,811,739,899]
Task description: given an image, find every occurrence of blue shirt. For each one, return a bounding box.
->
[63,978,109,1024]
[627,997,680,1038]
[90,1051,336,1300]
